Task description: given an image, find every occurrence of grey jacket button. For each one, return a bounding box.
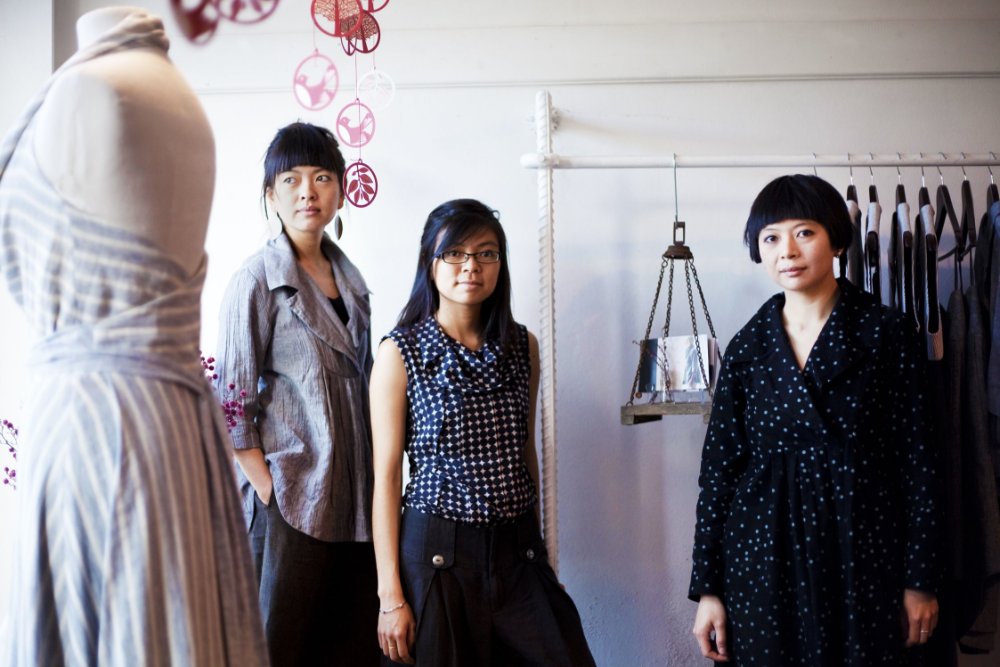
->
[525,548,536,561]
[431,554,445,567]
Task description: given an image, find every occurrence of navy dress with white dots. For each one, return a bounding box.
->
[689,279,941,666]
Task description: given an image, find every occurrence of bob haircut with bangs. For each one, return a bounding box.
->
[743,174,853,263]
[261,122,346,212]
[396,198,517,350]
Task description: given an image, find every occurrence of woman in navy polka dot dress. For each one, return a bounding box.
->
[689,175,942,665]
[369,199,596,666]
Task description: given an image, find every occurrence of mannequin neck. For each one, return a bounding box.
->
[76,6,143,48]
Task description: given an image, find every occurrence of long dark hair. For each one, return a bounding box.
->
[397,199,517,348]
[261,122,346,219]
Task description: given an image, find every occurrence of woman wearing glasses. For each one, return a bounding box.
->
[369,199,596,666]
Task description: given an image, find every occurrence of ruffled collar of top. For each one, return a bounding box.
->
[412,316,516,395]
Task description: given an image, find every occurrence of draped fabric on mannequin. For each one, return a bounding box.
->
[845,164,1000,664]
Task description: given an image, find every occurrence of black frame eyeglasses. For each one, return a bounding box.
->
[435,250,502,264]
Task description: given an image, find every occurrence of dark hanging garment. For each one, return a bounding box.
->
[890,183,919,328]
[956,281,1000,654]
[864,185,883,301]
[915,203,943,359]
[975,197,1000,436]
[844,184,864,286]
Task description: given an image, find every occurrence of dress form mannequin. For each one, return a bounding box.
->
[0,7,269,664]
[33,6,213,275]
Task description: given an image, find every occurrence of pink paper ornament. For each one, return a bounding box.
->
[293,51,340,111]
[340,11,380,55]
[359,0,389,12]
[336,100,376,147]
[216,0,280,23]
[343,160,378,208]
[170,0,220,43]
[311,0,363,38]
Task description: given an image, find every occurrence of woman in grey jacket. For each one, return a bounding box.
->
[216,122,379,667]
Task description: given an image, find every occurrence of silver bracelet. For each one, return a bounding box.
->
[379,601,407,615]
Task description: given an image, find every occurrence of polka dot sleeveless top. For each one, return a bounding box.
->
[387,316,537,526]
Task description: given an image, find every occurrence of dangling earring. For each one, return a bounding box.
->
[333,213,344,240]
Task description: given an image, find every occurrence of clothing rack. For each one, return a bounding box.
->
[521,152,1000,170]
[523,89,999,570]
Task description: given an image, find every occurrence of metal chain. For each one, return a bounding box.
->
[689,262,717,339]
[626,257,668,405]
[661,261,677,394]
[685,260,711,397]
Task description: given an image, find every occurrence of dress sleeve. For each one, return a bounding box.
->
[215,265,274,452]
[889,317,943,593]
[688,351,750,601]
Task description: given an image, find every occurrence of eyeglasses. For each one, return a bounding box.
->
[435,250,501,264]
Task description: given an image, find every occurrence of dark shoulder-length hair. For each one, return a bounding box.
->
[743,174,853,263]
[260,122,346,213]
[397,198,517,348]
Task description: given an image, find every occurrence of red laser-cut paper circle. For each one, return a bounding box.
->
[293,51,340,111]
[357,69,395,110]
[343,160,378,208]
[311,0,363,38]
[216,0,280,24]
[336,100,376,147]
[171,0,220,43]
[359,0,389,13]
[340,11,380,55]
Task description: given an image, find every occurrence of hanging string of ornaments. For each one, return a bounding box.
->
[170,0,395,208]
[308,0,394,208]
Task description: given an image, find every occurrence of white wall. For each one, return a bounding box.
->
[2,1,999,664]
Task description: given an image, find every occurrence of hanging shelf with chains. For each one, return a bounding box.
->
[621,219,719,425]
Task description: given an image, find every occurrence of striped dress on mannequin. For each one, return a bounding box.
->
[0,12,269,667]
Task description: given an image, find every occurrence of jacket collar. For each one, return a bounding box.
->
[262,231,371,360]
[728,278,883,387]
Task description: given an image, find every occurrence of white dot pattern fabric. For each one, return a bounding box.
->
[689,279,941,666]
[387,317,537,526]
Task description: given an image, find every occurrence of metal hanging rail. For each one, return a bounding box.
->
[521,152,1000,170]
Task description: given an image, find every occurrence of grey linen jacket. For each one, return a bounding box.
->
[216,231,374,542]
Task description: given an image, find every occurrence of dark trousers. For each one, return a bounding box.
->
[250,494,380,667]
[389,508,597,667]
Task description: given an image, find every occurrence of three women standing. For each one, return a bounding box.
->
[216,122,379,666]
[370,199,596,666]
[690,175,942,665]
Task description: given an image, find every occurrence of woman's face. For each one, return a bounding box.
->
[432,227,501,311]
[267,165,343,237]
[757,218,839,295]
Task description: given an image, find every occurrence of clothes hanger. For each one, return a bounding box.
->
[842,156,862,282]
[895,154,907,206]
[987,153,998,207]
[934,158,963,301]
[918,157,931,209]
[864,157,883,299]
[846,155,859,203]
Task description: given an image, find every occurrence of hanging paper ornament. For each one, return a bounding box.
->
[343,160,378,208]
[293,51,340,111]
[170,0,220,43]
[340,11,380,55]
[357,69,395,110]
[312,0,363,38]
[216,0,280,23]
[360,0,390,12]
[336,100,375,147]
